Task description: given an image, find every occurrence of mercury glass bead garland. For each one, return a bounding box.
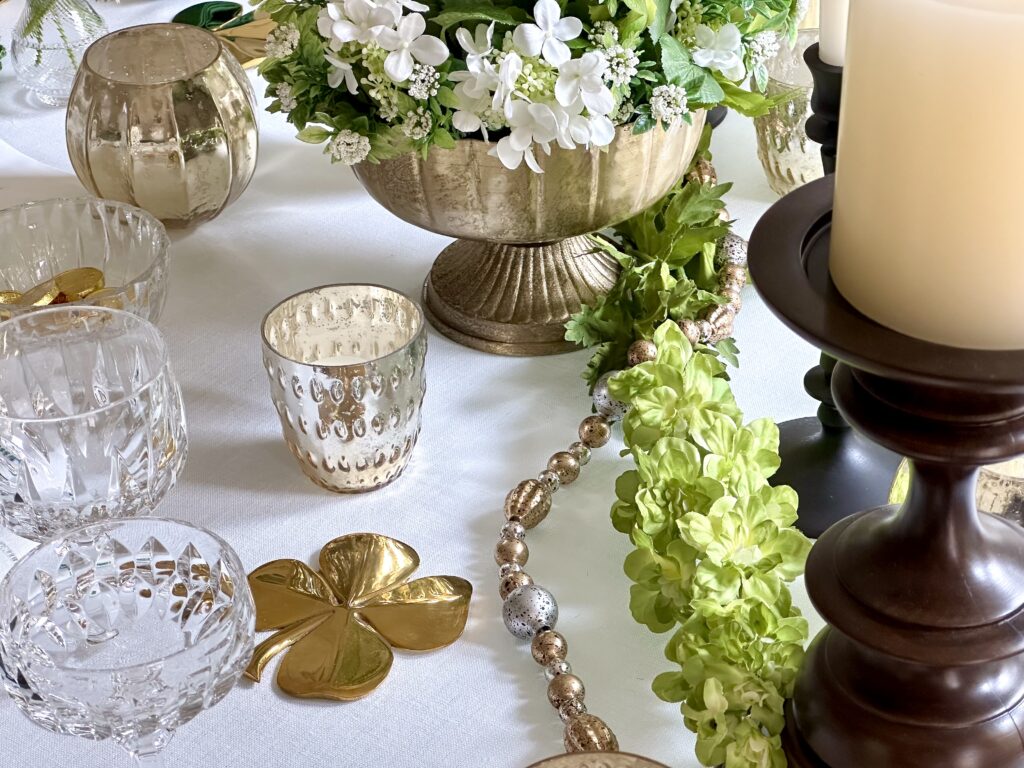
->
[497,246,748,756]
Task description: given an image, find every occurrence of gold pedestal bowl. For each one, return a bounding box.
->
[353,113,706,356]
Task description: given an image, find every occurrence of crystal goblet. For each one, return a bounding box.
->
[0,306,188,540]
[0,518,255,765]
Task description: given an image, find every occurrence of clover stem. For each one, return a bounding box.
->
[244,613,331,682]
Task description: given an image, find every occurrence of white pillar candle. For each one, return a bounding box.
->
[830,0,1024,350]
[818,0,848,65]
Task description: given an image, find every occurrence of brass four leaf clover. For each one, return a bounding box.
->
[245,533,472,700]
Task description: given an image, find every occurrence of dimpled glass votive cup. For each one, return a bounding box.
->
[261,285,427,493]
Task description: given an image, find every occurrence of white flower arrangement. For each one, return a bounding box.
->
[258,0,800,171]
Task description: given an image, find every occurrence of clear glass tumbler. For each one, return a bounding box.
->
[11,0,108,106]
[0,306,188,540]
[753,28,825,197]
[0,517,255,765]
[262,284,427,492]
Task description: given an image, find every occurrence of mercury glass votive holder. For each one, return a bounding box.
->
[261,285,427,493]
[753,29,825,196]
[0,307,188,540]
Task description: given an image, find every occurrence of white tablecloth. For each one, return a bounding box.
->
[0,4,824,765]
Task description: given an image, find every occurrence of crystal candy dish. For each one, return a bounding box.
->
[0,518,255,764]
[0,198,170,323]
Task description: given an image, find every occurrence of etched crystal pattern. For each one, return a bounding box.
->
[0,308,187,540]
[0,520,254,748]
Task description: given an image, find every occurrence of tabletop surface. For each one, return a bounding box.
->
[0,4,824,765]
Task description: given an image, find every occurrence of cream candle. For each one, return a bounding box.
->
[818,0,848,64]
[830,0,1024,350]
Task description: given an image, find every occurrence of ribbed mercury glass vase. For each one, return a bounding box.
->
[66,23,258,227]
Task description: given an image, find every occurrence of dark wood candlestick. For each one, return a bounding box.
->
[770,42,900,538]
[751,176,1024,768]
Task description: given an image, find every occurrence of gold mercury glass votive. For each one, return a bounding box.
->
[66,23,258,228]
[261,285,427,493]
[753,28,825,197]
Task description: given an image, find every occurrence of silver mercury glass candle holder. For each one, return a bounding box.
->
[261,284,427,493]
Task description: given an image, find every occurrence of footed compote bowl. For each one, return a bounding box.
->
[0,518,255,765]
[353,115,706,356]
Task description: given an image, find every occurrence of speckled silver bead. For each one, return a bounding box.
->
[537,469,561,492]
[502,584,558,639]
[500,521,526,541]
[558,700,588,724]
[544,660,572,681]
[568,442,591,466]
[715,232,749,267]
[498,562,523,578]
[695,319,714,343]
[593,372,628,422]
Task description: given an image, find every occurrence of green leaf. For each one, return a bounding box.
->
[296,125,332,144]
[433,3,526,33]
[432,128,457,149]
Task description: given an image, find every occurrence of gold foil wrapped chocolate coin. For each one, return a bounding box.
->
[0,291,22,304]
[526,754,669,768]
[54,267,104,300]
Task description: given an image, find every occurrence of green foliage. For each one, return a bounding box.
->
[609,321,811,768]
[568,126,809,767]
[566,130,729,388]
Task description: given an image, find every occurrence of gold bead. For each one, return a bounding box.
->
[687,158,717,186]
[548,452,580,485]
[499,570,533,600]
[547,673,585,708]
[531,630,568,666]
[678,318,700,345]
[579,415,611,449]
[494,538,528,567]
[504,479,551,529]
[564,713,619,753]
[626,339,658,367]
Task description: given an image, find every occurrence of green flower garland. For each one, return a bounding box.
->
[570,139,812,767]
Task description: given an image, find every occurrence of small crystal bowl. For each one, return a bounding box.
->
[0,198,170,323]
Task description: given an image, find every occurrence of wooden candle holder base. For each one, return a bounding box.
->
[751,177,1024,768]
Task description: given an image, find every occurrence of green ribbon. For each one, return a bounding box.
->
[172,2,244,30]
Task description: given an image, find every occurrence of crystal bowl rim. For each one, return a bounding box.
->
[79,23,224,88]
[0,516,253,676]
[0,305,172,425]
[261,282,426,369]
[0,196,170,316]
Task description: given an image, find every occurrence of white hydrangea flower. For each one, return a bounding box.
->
[318,0,394,49]
[555,51,614,116]
[650,83,689,126]
[275,81,297,111]
[512,0,582,66]
[327,130,372,164]
[587,20,618,47]
[377,13,449,83]
[604,44,639,88]
[408,63,441,100]
[265,23,300,59]
[402,107,433,139]
[325,53,359,94]
[491,50,523,110]
[456,22,494,70]
[558,98,615,148]
[692,23,745,81]
[490,99,560,172]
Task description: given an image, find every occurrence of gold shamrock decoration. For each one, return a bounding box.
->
[245,533,472,700]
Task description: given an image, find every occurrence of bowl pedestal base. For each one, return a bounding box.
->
[422,235,620,356]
